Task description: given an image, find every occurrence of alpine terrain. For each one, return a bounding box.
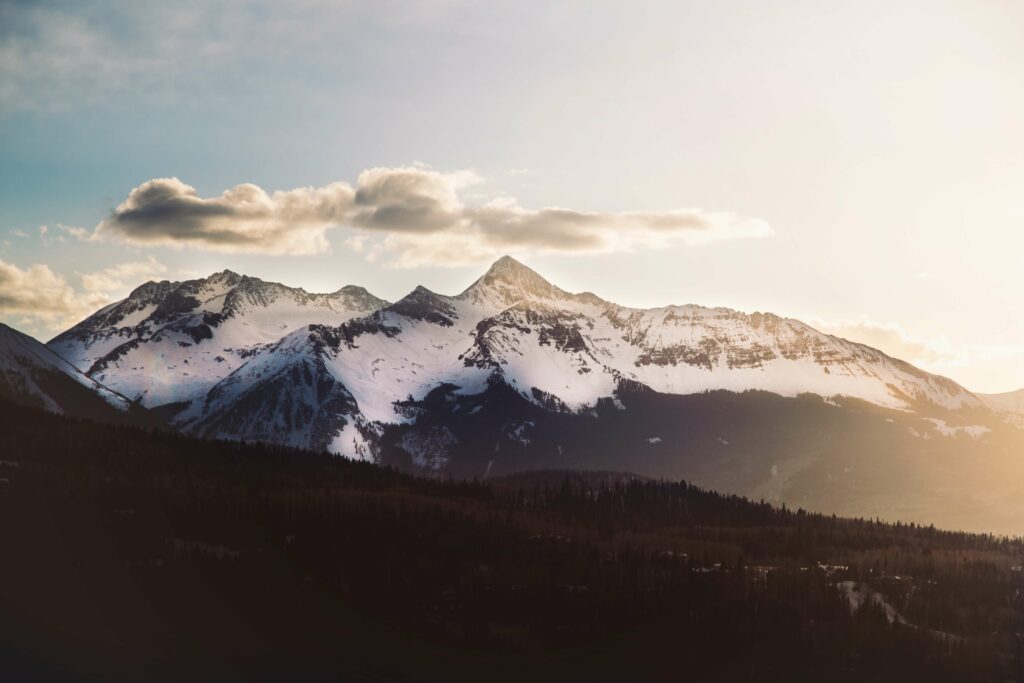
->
[24,256,1024,532]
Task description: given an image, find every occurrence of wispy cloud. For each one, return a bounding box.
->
[38,224,90,247]
[0,5,168,114]
[96,166,772,265]
[79,256,167,293]
[0,2,472,116]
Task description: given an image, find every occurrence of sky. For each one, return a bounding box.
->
[1,0,1023,392]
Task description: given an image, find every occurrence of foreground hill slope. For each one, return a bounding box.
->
[0,323,144,423]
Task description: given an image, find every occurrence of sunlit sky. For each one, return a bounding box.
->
[2,1,1023,392]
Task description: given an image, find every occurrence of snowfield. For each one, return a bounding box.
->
[48,271,388,407]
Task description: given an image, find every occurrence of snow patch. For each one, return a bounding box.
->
[506,420,535,446]
[330,421,373,462]
[922,418,990,439]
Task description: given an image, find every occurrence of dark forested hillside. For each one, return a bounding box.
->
[381,383,1024,535]
[1,398,1023,681]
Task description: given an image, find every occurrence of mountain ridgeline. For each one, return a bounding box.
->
[0,256,1021,532]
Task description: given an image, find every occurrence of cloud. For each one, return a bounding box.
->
[0,4,238,115]
[0,259,107,331]
[0,3,482,115]
[80,256,167,293]
[95,177,355,255]
[38,223,91,247]
[0,257,168,335]
[343,166,770,267]
[97,167,772,265]
[349,167,479,233]
[57,224,90,240]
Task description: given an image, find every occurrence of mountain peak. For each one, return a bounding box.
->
[205,269,245,286]
[461,255,563,304]
[488,254,529,272]
[124,268,242,301]
[484,255,547,282]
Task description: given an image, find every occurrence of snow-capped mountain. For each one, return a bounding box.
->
[0,322,133,418]
[48,270,388,407]
[458,257,979,412]
[173,256,985,460]
[35,256,1024,531]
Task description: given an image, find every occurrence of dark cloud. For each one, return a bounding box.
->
[96,178,355,254]
[96,168,771,264]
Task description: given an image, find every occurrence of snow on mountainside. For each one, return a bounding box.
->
[177,325,372,459]
[48,270,389,407]
[29,257,1020,532]
[171,256,983,458]
[350,255,979,418]
[466,257,979,412]
[0,322,131,414]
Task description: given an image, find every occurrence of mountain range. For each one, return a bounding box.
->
[3,256,1023,532]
